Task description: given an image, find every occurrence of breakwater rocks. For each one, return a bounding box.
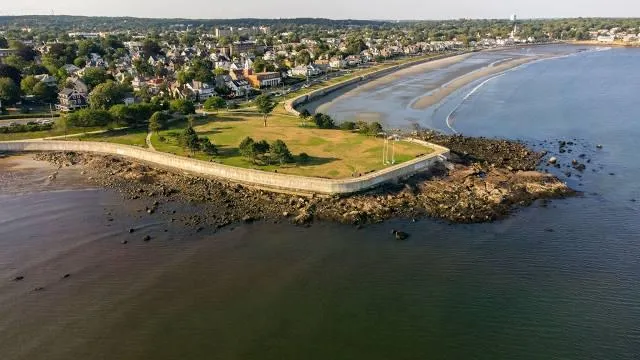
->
[33,140,573,226]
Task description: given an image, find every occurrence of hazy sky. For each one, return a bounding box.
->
[2,0,638,20]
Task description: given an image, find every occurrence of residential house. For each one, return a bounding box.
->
[225,79,252,97]
[62,64,81,75]
[56,88,88,111]
[185,81,217,101]
[35,74,58,87]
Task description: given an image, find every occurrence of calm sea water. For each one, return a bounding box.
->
[1,47,640,359]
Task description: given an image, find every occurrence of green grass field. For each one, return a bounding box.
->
[76,127,148,147]
[151,112,431,179]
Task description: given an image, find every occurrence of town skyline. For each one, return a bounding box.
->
[2,0,640,20]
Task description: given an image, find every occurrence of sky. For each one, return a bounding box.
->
[1,0,639,20]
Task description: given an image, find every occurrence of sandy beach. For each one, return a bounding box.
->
[409,56,542,110]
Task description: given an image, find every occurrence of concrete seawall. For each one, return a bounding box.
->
[0,140,449,195]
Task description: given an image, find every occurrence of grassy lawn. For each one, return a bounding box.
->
[151,112,431,179]
[76,127,148,147]
[0,126,106,141]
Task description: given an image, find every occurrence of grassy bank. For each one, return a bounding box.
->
[76,127,148,147]
[148,112,429,179]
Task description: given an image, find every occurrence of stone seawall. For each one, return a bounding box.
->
[285,52,465,116]
[0,140,449,195]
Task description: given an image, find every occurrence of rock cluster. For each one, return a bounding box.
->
[34,136,574,227]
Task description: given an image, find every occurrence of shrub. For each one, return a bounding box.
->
[313,113,335,129]
[203,96,226,111]
[270,139,294,164]
[199,137,218,155]
[0,122,54,133]
[65,109,113,127]
[339,121,356,131]
[169,99,196,115]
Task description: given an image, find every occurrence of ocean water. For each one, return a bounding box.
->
[1,46,640,359]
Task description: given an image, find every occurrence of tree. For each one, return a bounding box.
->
[270,140,293,164]
[199,137,218,155]
[254,95,276,127]
[213,67,227,76]
[142,39,161,57]
[313,113,335,129]
[0,77,20,106]
[73,57,87,68]
[65,109,113,127]
[82,67,109,90]
[89,81,129,109]
[0,64,22,87]
[20,75,39,95]
[0,37,8,49]
[179,126,200,154]
[239,137,256,160]
[31,82,58,103]
[169,99,195,115]
[296,50,312,66]
[148,111,167,134]
[299,108,311,127]
[203,96,226,111]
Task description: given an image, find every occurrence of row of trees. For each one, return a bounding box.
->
[239,136,293,165]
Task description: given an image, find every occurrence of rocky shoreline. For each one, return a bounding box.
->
[29,133,575,228]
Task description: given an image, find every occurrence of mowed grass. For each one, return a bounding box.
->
[151,112,431,179]
[77,127,148,147]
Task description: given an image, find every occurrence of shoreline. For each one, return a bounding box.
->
[0,130,575,226]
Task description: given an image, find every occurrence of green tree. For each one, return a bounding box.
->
[31,82,58,103]
[169,99,196,115]
[0,64,22,87]
[203,96,226,111]
[89,81,129,109]
[20,75,39,95]
[179,126,200,154]
[313,113,335,129]
[0,37,8,49]
[239,136,256,159]
[254,95,276,127]
[270,139,293,165]
[65,109,113,127]
[299,108,311,127]
[199,137,218,155]
[0,77,20,105]
[213,67,227,76]
[148,111,167,134]
[73,57,87,68]
[82,67,109,90]
[296,50,312,66]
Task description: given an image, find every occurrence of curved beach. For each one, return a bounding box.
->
[302,45,579,129]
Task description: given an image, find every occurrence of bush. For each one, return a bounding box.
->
[270,139,293,164]
[65,109,113,127]
[357,121,384,136]
[0,113,60,120]
[0,122,54,133]
[170,99,196,115]
[203,96,226,111]
[199,137,218,155]
[339,121,356,131]
[298,152,310,164]
[313,113,335,129]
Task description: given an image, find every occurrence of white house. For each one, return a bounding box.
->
[185,81,217,101]
[225,79,252,97]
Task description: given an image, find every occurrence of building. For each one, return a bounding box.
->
[57,89,88,111]
[244,70,282,88]
[185,81,217,101]
[0,48,17,58]
[230,41,258,56]
[225,79,252,97]
[215,28,232,38]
